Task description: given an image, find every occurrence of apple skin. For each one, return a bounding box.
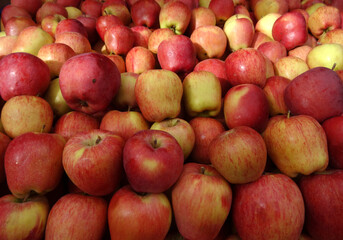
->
[59,52,121,115]
[0,36,18,58]
[150,118,195,160]
[284,67,343,123]
[76,15,99,45]
[101,2,131,26]
[157,34,197,74]
[223,83,270,133]
[4,16,36,37]
[288,45,312,62]
[56,0,82,7]
[134,69,183,122]
[0,194,49,240]
[95,14,123,41]
[45,193,108,240]
[232,173,305,240]
[209,126,267,184]
[108,185,172,240]
[80,0,103,18]
[224,47,267,88]
[104,25,135,55]
[131,25,153,48]
[100,110,150,141]
[125,46,156,74]
[188,6,216,33]
[0,133,11,184]
[40,14,66,38]
[262,114,329,178]
[209,0,235,27]
[319,28,343,46]
[171,162,232,240]
[0,52,51,101]
[274,55,309,80]
[148,28,175,54]
[123,129,184,193]
[321,115,343,169]
[131,0,161,28]
[1,5,32,28]
[1,95,54,139]
[251,0,288,20]
[53,111,100,141]
[298,170,343,240]
[55,18,88,38]
[189,117,225,164]
[35,2,68,24]
[11,0,43,17]
[306,43,343,71]
[4,132,66,199]
[272,11,308,50]
[62,129,125,196]
[55,31,92,55]
[112,72,139,110]
[257,40,287,64]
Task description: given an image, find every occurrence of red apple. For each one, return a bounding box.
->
[0,194,49,240]
[288,45,312,62]
[298,170,343,240]
[45,193,108,240]
[4,132,66,199]
[321,115,343,169]
[131,25,152,48]
[224,47,267,88]
[53,111,100,141]
[95,14,123,41]
[125,46,156,74]
[123,129,184,193]
[262,114,329,177]
[11,0,43,17]
[99,110,150,141]
[223,83,269,132]
[55,18,88,38]
[171,162,232,240]
[232,173,305,240]
[257,40,287,64]
[188,6,216,33]
[101,2,131,26]
[209,126,267,184]
[1,95,54,139]
[76,15,99,45]
[0,52,50,101]
[112,72,139,110]
[0,36,18,58]
[80,0,103,18]
[56,0,81,7]
[0,133,11,183]
[209,0,235,27]
[40,14,66,38]
[131,0,161,28]
[35,2,68,24]
[1,5,31,28]
[4,16,36,36]
[108,185,172,240]
[62,129,125,196]
[55,31,92,55]
[59,52,121,115]
[147,27,175,54]
[104,24,135,55]
[284,67,343,122]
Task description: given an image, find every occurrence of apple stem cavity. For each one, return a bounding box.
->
[332,63,337,71]
[151,138,161,149]
[200,166,206,175]
[92,79,96,83]
[79,100,88,107]
[95,135,102,145]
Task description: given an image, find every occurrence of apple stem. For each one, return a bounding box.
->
[287,110,291,119]
[41,124,46,133]
[332,63,337,71]
[95,135,102,145]
[200,166,206,175]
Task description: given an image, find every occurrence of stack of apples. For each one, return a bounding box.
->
[0,0,343,239]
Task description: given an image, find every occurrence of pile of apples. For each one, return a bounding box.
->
[0,0,343,239]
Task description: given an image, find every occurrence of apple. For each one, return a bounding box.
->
[193,58,230,96]
[319,28,343,45]
[257,40,287,64]
[0,194,49,240]
[159,0,191,35]
[308,5,341,39]
[55,18,88,38]
[209,126,267,184]
[125,46,156,74]
[223,14,255,51]
[44,78,72,117]
[284,67,343,122]
[288,45,312,62]
[306,43,343,71]
[208,0,235,27]
[0,132,11,183]
[262,75,291,116]
[224,47,267,88]
[0,52,50,101]
[150,117,195,160]
[274,55,309,80]
[1,5,32,28]
[80,0,103,18]
[0,35,18,58]
[35,2,68,24]
[234,4,250,16]
[188,117,225,164]
[131,25,152,48]
[55,31,92,55]
[104,24,135,55]
[62,129,125,196]
[11,25,54,56]
[11,0,43,17]
[41,14,67,37]
[101,2,131,26]
[45,193,108,240]
[105,54,125,74]
[232,173,305,240]
[108,185,172,240]
[182,71,222,118]
[1,95,54,139]
[157,34,197,74]
[321,116,343,169]
[56,0,81,7]
[135,69,183,122]
[223,83,270,132]
[298,170,343,240]
[190,25,227,60]
[65,6,83,19]
[76,15,99,45]
[4,16,36,36]
[251,30,273,49]
[112,72,139,110]
[100,110,150,141]
[171,162,232,240]
[188,6,216,33]
[123,129,184,193]
[5,132,66,199]
[251,0,288,20]
[262,114,329,177]
[37,42,76,79]
[272,11,308,50]
[305,2,326,15]
[131,0,161,28]
[59,52,121,115]
[164,0,199,10]
[147,27,175,54]
[53,111,100,141]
